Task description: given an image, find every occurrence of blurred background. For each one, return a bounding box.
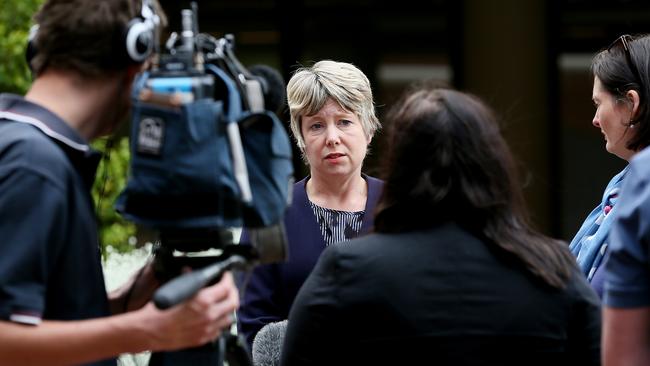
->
[157,0,647,240]
[3,0,649,247]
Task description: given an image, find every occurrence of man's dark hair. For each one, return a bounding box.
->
[30,0,166,78]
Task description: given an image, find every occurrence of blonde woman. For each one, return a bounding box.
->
[237,60,383,348]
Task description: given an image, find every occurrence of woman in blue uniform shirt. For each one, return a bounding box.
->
[570,34,650,297]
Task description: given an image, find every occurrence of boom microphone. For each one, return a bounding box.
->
[252,320,287,366]
[248,64,286,115]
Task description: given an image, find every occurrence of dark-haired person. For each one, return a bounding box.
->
[0,1,238,365]
[569,34,649,298]
[237,60,383,349]
[597,34,650,366]
[280,86,601,365]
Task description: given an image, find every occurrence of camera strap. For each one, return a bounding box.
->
[206,64,253,204]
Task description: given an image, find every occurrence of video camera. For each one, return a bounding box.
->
[116,3,293,311]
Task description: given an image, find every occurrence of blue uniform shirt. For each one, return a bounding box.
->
[0,94,115,366]
[569,167,627,298]
[605,147,650,308]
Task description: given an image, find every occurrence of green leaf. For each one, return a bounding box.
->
[92,137,136,257]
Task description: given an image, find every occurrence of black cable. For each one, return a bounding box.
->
[122,261,149,313]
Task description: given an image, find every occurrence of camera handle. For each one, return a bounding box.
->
[153,254,247,309]
[148,248,253,366]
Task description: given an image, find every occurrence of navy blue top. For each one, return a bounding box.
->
[308,201,364,246]
[605,147,650,308]
[237,174,384,348]
[0,94,115,366]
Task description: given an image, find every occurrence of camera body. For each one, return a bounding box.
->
[116,5,293,263]
[114,5,289,364]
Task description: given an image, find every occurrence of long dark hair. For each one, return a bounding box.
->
[592,34,650,151]
[374,86,575,288]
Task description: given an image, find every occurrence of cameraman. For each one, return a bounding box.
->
[0,1,239,365]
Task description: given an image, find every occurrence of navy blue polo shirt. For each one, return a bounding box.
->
[0,94,115,365]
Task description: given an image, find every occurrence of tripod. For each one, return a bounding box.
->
[147,233,254,366]
[148,332,251,366]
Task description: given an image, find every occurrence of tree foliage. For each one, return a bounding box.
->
[92,138,137,256]
[0,0,42,93]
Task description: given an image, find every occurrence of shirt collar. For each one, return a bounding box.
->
[0,93,91,151]
[0,93,102,187]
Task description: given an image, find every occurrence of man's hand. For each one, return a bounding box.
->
[134,271,240,351]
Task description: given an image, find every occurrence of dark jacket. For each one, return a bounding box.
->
[282,222,602,366]
[237,174,384,348]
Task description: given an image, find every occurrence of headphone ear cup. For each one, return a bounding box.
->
[26,24,39,72]
[26,38,37,71]
[125,18,153,63]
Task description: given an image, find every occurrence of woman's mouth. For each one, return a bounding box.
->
[325,153,345,162]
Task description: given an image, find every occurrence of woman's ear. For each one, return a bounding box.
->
[626,89,641,120]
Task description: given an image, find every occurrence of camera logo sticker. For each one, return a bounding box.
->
[137,116,165,155]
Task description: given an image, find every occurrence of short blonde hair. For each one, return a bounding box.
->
[286,60,380,151]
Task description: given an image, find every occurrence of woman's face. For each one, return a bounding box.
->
[301,98,370,179]
[592,76,636,161]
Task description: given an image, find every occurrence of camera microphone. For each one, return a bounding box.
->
[252,320,287,366]
[248,65,286,116]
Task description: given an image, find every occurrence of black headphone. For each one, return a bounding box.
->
[25,24,39,69]
[27,0,159,68]
[124,0,159,63]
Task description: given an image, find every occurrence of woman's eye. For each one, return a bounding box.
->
[339,119,353,126]
[309,123,323,131]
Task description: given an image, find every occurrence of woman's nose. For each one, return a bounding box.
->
[592,114,600,128]
[326,128,341,146]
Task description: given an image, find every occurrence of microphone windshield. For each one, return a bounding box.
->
[252,319,288,366]
[249,64,286,116]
